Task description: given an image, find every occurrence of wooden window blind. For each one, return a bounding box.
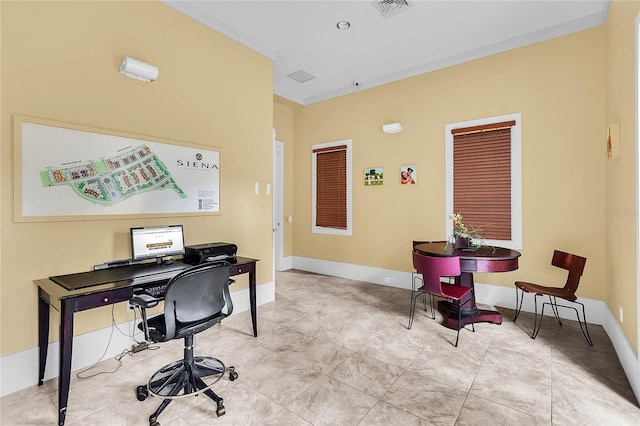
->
[314,145,347,229]
[452,120,515,240]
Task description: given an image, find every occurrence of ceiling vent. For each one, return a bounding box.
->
[372,0,413,18]
[287,70,316,83]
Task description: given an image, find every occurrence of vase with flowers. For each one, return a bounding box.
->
[449,213,482,251]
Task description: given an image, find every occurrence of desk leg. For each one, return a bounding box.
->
[37,291,50,386]
[439,272,502,329]
[249,269,257,337]
[58,299,74,426]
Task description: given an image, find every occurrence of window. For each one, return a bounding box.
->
[312,139,352,236]
[445,113,522,249]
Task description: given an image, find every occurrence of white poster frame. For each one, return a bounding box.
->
[14,115,221,222]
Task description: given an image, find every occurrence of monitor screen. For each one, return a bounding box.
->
[130,225,185,263]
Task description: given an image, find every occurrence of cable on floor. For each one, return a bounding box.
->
[76,305,122,379]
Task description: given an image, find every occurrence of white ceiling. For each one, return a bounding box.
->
[164,0,610,105]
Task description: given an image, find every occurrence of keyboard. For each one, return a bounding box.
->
[143,283,168,298]
[130,270,178,285]
[131,270,182,298]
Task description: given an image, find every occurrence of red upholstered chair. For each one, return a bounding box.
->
[514,250,591,345]
[409,252,475,347]
[410,240,449,317]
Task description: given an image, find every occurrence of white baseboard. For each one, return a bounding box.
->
[292,256,410,289]
[291,256,604,323]
[290,255,639,402]
[602,304,640,403]
[279,255,294,271]
[471,281,606,325]
[0,281,275,397]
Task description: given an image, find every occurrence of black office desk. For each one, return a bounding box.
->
[34,257,258,426]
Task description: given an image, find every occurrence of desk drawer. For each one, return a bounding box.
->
[73,287,134,312]
[230,263,254,277]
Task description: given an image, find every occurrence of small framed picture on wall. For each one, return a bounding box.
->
[364,167,384,186]
[400,165,417,184]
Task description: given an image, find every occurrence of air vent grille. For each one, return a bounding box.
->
[287,70,315,83]
[372,0,413,18]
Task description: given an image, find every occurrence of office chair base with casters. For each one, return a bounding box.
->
[134,334,239,425]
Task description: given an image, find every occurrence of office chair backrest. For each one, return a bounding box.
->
[551,250,587,298]
[412,252,461,295]
[163,261,232,340]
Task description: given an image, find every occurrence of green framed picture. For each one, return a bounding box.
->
[364,167,383,186]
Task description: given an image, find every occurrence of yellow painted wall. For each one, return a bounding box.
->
[0,1,274,355]
[605,0,640,349]
[290,29,607,310]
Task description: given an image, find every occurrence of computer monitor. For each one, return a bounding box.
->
[130,225,186,265]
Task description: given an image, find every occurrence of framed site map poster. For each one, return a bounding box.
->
[14,115,220,222]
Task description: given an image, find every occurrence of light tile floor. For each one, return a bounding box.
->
[2,270,639,425]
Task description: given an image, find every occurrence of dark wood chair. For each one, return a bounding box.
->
[409,251,475,346]
[513,250,592,345]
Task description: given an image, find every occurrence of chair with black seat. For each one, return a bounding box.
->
[514,250,591,345]
[129,261,238,426]
[409,251,475,346]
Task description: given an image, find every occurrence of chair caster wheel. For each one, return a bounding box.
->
[136,385,148,401]
[228,366,238,381]
[149,416,159,426]
[216,402,226,417]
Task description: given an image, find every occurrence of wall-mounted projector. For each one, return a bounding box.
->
[119,57,158,82]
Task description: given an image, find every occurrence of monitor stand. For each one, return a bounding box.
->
[155,257,174,266]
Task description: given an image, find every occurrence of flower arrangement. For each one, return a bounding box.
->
[449,213,483,251]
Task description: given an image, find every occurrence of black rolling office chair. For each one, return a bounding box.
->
[129,261,238,426]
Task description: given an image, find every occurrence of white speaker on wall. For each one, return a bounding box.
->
[382,122,403,134]
[119,57,158,82]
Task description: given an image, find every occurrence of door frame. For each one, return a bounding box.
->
[273,137,285,272]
